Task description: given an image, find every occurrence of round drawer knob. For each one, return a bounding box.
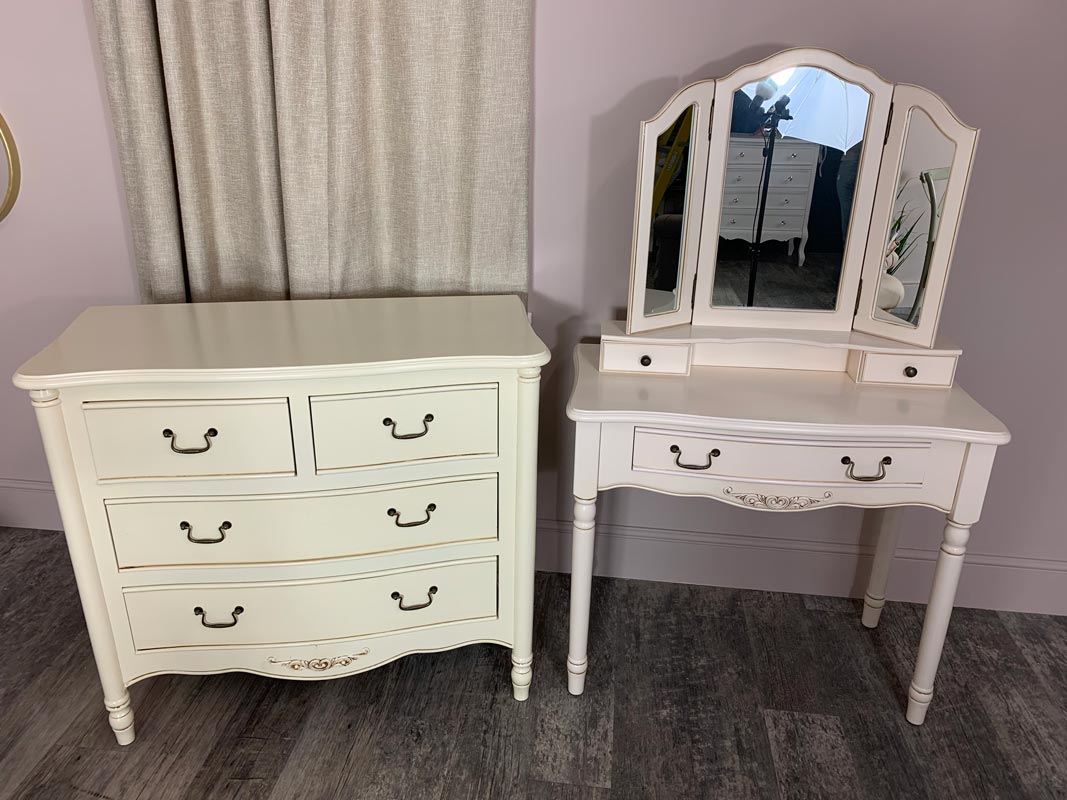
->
[640,355,652,367]
[904,366,918,378]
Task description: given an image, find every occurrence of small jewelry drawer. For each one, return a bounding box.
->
[852,352,957,387]
[310,383,498,472]
[123,557,498,650]
[631,427,931,487]
[105,474,498,569]
[600,342,691,375]
[83,398,295,481]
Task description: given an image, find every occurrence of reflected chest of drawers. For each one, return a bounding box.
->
[15,295,549,745]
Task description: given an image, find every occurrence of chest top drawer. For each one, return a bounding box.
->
[632,427,931,487]
[83,398,295,482]
[311,383,498,473]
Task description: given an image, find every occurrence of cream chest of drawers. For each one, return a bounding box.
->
[14,295,549,745]
[719,134,820,265]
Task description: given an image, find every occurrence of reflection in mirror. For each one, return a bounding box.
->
[711,67,871,311]
[0,111,19,224]
[875,108,954,327]
[644,105,694,316]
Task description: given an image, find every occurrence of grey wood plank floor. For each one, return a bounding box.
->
[2,527,1065,800]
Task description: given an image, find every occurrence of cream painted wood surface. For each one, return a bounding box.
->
[13,295,549,745]
[310,383,498,472]
[106,474,498,568]
[566,344,1008,726]
[84,398,296,481]
[125,557,498,650]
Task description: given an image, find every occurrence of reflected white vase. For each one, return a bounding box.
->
[877,272,905,311]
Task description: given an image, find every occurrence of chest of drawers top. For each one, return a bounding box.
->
[14,294,549,390]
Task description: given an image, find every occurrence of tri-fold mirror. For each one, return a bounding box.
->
[627,48,977,349]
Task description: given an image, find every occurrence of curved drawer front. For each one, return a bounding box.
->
[724,166,812,190]
[84,398,295,481]
[720,210,805,238]
[311,383,498,472]
[124,557,498,650]
[721,188,808,212]
[632,428,930,487]
[106,474,498,569]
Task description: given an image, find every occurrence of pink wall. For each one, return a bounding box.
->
[0,3,139,527]
[529,1,1067,609]
[2,1,1065,610]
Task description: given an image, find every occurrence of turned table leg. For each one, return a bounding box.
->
[567,496,597,695]
[907,518,970,725]
[862,508,901,629]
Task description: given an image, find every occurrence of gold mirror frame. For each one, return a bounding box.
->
[0,111,22,223]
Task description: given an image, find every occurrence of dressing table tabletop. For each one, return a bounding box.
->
[565,343,1009,725]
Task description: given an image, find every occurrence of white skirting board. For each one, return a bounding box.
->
[0,478,61,530]
[535,519,1067,616]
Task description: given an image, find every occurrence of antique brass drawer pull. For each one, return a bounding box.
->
[180,520,231,544]
[162,427,217,454]
[382,414,434,440]
[670,444,721,470]
[842,455,892,482]
[391,586,438,611]
[387,503,436,528]
[194,605,243,628]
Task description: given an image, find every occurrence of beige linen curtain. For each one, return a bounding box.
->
[92,1,531,303]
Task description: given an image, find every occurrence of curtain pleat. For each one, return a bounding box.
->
[92,0,531,303]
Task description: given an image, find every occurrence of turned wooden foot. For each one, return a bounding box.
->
[511,653,532,701]
[107,693,135,745]
[567,496,596,696]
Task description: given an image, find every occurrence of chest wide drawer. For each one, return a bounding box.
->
[632,427,931,487]
[123,557,498,650]
[106,474,498,569]
[83,398,295,481]
[311,383,498,472]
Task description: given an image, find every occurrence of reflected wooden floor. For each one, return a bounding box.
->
[2,527,1065,799]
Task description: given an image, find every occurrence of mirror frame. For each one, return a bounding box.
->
[626,81,715,334]
[853,85,978,347]
[0,111,21,223]
[691,48,893,331]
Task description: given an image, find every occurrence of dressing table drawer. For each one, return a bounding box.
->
[600,342,691,375]
[123,557,498,651]
[852,352,957,387]
[83,398,295,482]
[105,474,498,569]
[632,428,931,487]
[311,383,498,472]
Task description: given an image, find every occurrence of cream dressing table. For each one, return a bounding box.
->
[567,48,1009,725]
[14,295,548,745]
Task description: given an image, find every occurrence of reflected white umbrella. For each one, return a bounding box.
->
[740,66,871,152]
